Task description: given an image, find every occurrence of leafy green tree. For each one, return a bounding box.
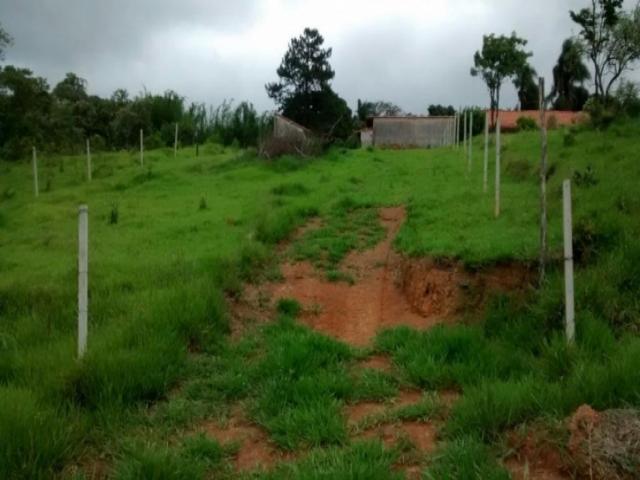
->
[0,23,13,61]
[357,100,402,122]
[550,39,591,110]
[427,105,455,116]
[52,73,88,103]
[570,0,640,101]
[513,63,538,110]
[266,28,352,139]
[471,33,532,127]
[0,66,52,158]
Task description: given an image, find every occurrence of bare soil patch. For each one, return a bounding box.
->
[504,428,571,480]
[230,206,532,347]
[358,354,393,372]
[199,410,292,472]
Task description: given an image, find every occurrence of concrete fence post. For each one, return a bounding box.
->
[455,114,460,149]
[78,205,89,359]
[32,146,39,197]
[86,138,92,182]
[563,180,575,343]
[139,129,144,166]
[468,110,473,172]
[483,110,489,193]
[539,77,548,285]
[495,118,501,217]
[463,110,467,155]
[174,123,179,158]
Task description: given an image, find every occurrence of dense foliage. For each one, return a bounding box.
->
[266,28,353,140]
[0,68,270,160]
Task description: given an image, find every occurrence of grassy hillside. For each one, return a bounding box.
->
[0,119,639,478]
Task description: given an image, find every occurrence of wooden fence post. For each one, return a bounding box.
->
[78,205,89,358]
[32,146,39,197]
[174,123,179,158]
[483,110,489,192]
[86,138,92,182]
[539,77,548,285]
[139,129,144,166]
[495,118,501,217]
[563,180,575,343]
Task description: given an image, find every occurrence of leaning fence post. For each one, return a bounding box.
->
[139,129,144,166]
[32,146,39,197]
[174,123,179,158]
[78,205,89,358]
[495,118,501,217]
[563,180,575,343]
[86,138,92,182]
[483,110,489,192]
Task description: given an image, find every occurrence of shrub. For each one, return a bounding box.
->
[516,116,537,131]
[277,298,302,318]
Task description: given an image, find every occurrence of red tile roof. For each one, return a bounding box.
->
[488,110,587,130]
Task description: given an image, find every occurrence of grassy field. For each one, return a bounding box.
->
[1,119,639,478]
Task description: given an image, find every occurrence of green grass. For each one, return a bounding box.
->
[1,119,639,477]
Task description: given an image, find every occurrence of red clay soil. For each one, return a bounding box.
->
[200,413,291,472]
[359,354,393,372]
[504,429,570,480]
[265,206,430,346]
[234,206,532,346]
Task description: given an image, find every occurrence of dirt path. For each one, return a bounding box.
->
[268,206,436,346]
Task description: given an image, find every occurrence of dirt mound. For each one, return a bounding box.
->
[568,405,640,480]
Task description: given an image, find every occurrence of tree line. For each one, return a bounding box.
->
[472,0,640,127]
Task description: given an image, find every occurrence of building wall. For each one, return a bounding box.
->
[360,129,373,147]
[273,115,309,143]
[373,117,455,148]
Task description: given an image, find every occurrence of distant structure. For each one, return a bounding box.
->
[489,110,586,131]
[361,116,456,149]
[273,114,312,143]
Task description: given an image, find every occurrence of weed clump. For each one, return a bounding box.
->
[109,203,119,225]
[277,298,302,318]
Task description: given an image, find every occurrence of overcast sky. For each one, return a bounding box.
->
[1,0,639,114]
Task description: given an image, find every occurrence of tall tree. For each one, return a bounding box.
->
[513,63,539,110]
[570,0,640,100]
[53,73,88,103]
[0,23,13,61]
[357,100,402,122]
[471,33,532,127]
[266,28,352,139]
[550,39,591,110]
[266,28,334,106]
[427,104,455,116]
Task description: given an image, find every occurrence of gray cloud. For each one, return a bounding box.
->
[1,0,638,113]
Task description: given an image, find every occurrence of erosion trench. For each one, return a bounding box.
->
[214,206,571,478]
[234,205,531,346]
